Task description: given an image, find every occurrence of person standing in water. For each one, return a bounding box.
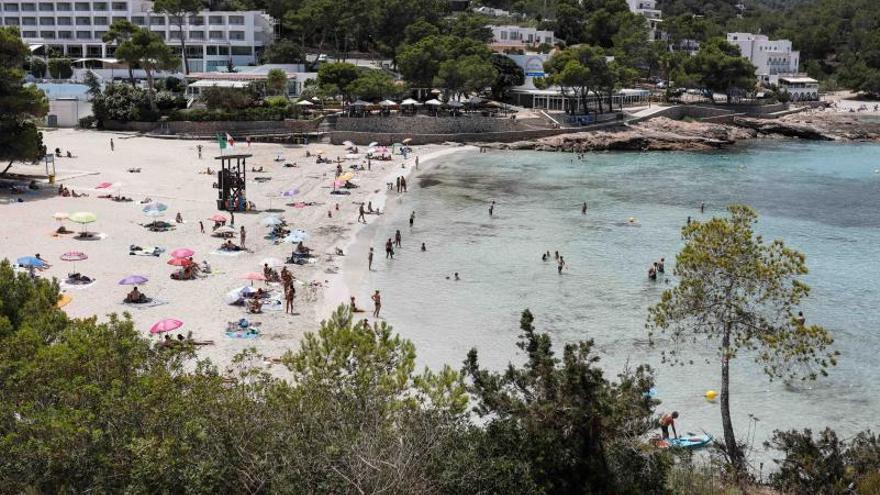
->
[385,239,394,259]
[409,211,415,228]
[371,290,382,317]
[582,202,587,214]
[368,247,374,271]
[700,202,705,213]
[420,242,426,252]
[489,201,495,217]
[394,229,402,248]
[557,256,566,274]
[658,258,665,273]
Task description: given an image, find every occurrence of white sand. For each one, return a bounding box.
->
[0,128,461,365]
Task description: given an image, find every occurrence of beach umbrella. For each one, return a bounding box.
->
[295,99,314,106]
[261,257,282,267]
[368,141,379,147]
[379,99,397,107]
[214,225,235,235]
[342,140,354,146]
[95,181,113,189]
[53,212,69,221]
[262,216,284,227]
[17,256,46,268]
[402,138,413,144]
[351,99,369,107]
[280,187,300,198]
[424,98,442,106]
[401,98,422,106]
[144,209,164,219]
[240,272,267,286]
[224,285,256,305]
[142,202,168,213]
[69,211,97,224]
[208,214,227,223]
[60,251,87,272]
[150,318,183,335]
[284,229,310,243]
[167,257,193,267]
[345,153,360,159]
[170,248,195,259]
[338,172,354,181]
[118,275,149,285]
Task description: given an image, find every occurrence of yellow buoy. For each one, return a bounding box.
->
[705,390,718,401]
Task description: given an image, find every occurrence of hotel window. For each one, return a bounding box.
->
[228,30,244,40]
[58,30,72,38]
[130,15,144,25]
[153,31,164,39]
[93,29,105,37]
[228,15,243,25]
[56,1,71,9]
[168,30,180,39]
[21,2,36,11]
[231,46,250,55]
[39,16,54,24]
[75,29,90,38]
[205,45,217,54]
[208,15,222,24]
[189,30,203,39]
[40,30,55,38]
[38,2,53,10]
[150,16,164,25]
[500,31,507,40]
[86,45,101,56]
[188,15,203,25]
[208,30,223,39]
[75,16,90,24]
[57,16,71,24]
[22,16,37,25]
[74,1,88,10]
[5,18,21,25]
[22,30,37,37]
[93,16,107,24]
[93,2,107,10]
[112,15,125,22]
[4,3,20,12]
[217,45,228,55]
[67,45,82,55]
[111,1,126,9]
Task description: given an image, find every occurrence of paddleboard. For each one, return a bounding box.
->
[654,433,713,449]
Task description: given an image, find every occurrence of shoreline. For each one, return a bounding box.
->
[317,145,477,322]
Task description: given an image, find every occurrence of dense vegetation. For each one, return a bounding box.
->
[0,26,47,175]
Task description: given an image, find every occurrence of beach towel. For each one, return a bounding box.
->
[226,331,260,339]
[122,299,168,309]
[129,245,165,256]
[61,279,96,290]
[210,249,245,257]
[75,232,108,241]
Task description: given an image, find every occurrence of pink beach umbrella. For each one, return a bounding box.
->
[60,250,88,272]
[240,272,267,286]
[95,181,113,189]
[170,247,195,259]
[150,318,183,335]
[208,214,227,223]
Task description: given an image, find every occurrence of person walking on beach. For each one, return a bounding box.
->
[371,290,382,318]
[489,201,495,217]
[358,203,366,223]
[394,229,402,248]
[385,239,394,259]
[367,157,371,170]
[110,138,114,151]
[415,156,419,169]
[582,202,587,215]
[285,285,295,314]
[230,211,235,226]
[557,256,566,274]
[240,225,246,250]
[401,176,407,192]
[409,211,415,228]
[395,177,401,193]
[199,221,204,234]
[368,247,374,270]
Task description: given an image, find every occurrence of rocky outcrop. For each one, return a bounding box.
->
[486,117,757,152]
[733,117,834,140]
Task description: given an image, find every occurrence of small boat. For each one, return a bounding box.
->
[653,433,713,450]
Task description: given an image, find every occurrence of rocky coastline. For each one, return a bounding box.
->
[484,113,880,152]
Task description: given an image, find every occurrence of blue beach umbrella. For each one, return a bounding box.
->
[142,202,168,213]
[17,256,46,268]
[283,230,310,243]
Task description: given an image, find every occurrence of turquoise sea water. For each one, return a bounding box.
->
[357,141,880,463]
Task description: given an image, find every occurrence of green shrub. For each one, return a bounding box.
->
[264,95,290,109]
[154,91,186,111]
[202,86,256,111]
[47,58,73,79]
[91,83,159,123]
[666,462,742,495]
[29,58,47,79]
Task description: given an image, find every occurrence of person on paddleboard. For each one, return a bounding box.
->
[659,411,679,439]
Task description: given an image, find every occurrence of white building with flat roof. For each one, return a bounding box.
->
[727,32,800,84]
[778,75,819,101]
[488,25,554,49]
[1,0,274,72]
[627,0,663,41]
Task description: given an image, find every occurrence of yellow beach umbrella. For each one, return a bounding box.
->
[70,211,97,224]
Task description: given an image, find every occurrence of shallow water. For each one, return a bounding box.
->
[357,141,880,465]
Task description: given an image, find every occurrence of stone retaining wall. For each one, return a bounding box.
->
[334,115,544,135]
[330,126,619,146]
[102,118,321,136]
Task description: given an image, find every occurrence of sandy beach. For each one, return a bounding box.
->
[0,128,465,366]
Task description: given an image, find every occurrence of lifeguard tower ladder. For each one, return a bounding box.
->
[214,154,251,211]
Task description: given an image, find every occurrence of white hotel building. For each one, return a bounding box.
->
[1,0,274,72]
[626,0,663,41]
[726,32,800,84]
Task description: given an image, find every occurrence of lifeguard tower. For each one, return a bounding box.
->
[214,154,251,211]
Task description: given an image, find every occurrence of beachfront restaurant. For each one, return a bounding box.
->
[510,87,651,112]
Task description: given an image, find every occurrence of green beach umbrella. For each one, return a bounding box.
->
[69,211,97,235]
